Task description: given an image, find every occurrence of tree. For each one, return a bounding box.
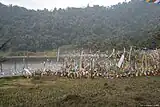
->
[0,36,11,72]
[0,1,160,51]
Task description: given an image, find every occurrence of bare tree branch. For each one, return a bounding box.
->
[0,38,12,63]
[0,38,12,50]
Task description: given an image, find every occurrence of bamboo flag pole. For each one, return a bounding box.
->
[92,58,95,69]
[124,47,126,54]
[117,48,125,68]
[57,48,60,62]
[141,53,145,75]
[14,61,17,73]
[79,50,83,72]
[91,58,94,79]
[145,54,148,73]
[23,58,25,68]
[0,63,2,72]
[23,51,26,68]
[129,46,133,62]
[122,47,126,70]
[108,49,115,58]
[145,55,148,70]
[26,50,29,68]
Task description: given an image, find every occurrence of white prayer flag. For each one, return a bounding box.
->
[117,54,125,68]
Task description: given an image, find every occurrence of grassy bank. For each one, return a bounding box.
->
[0,76,160,107]
[0,50,57,57]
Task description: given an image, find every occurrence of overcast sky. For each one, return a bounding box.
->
[0,0,130,10]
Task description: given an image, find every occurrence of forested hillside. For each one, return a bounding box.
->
[0,0,160,51]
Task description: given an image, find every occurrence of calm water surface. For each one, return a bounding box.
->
[0,58,62,77]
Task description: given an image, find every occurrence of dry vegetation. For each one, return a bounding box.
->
[0,76,160,107]
[0,48,160,107]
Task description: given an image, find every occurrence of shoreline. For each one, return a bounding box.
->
[5,56,57,59]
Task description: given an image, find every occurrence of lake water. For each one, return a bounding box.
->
[0,57,63,77]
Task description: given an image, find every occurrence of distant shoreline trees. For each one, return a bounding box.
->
[0,0,160,52]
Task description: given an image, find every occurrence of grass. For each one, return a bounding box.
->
[0,76,160,107]
[0,52,5,56]
[0,51,10,57]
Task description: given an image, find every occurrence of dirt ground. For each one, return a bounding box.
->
[0,76,160,107]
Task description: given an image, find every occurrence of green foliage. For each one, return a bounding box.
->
[8,51,24,56]
[0,0,160,51]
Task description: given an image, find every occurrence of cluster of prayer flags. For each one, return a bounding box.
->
[144,0,160,4]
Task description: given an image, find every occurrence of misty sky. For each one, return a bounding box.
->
[0,0,130,10]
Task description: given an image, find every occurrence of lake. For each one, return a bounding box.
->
[0,57,62,77]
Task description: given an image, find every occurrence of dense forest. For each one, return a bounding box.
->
[0,0,160,52]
